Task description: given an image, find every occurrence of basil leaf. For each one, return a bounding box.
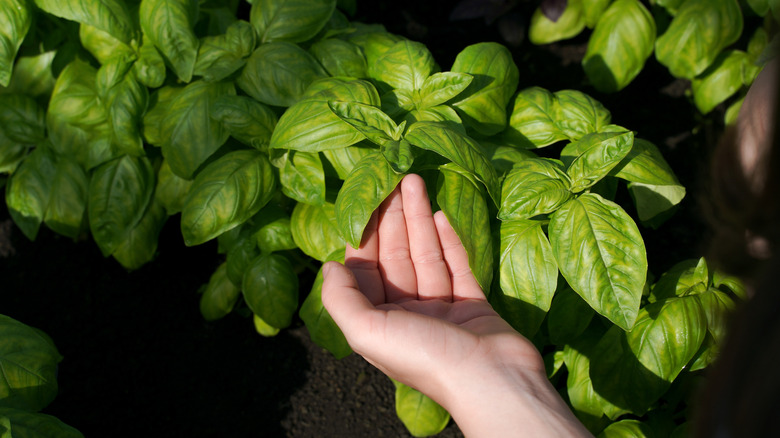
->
[143,86,178,147]
[611,139,680,186]
[133,40,166,88]
[499,158,572,220]
[550,193,646,330]
[105,68,148,157]
[255,214,297,254]
[554,89,612,140]
[484,143,536,176]
[655,0,743,79]
[349,31,405,67]
[328,100,401,146]
[250,0,336,43]
[650,258,708,302]
[79,23,133,65]
[381,139,414,173]
[691,50,750,114]
[211,95,277,150]
[5,146,56,239]
[697,287,735,342]
[89,155,155,256]
[418,72,473,109]
[253,314,281,337]
[506,87,567,149]
[547,286,594,344]
[563,327,611,419]
[181,150,276,246]
[562,130,634,192]
[112,199,167,270]
[226,225,261,286]
[627,182,687,224]
[406,121,500,205]
[154,160,192,216]
[322,144,374,179]
[194,20,256,82]
[370,40,436,92]
[44,155,88,239]
[0,50,56,97]
[290,201,345,261]
[160,80,235,179]
[48,59,106,130]
[300,253,352,358]
[0,0,32,87]
[237,41,327,107]
[583,0,656,93]
[529,0,585,44]
[583,0,611,27]
[450,42,519,136]
[0,94,45,144]
[436,163,493,293]
[497,219,558,337]
[335,151,403,248]
[139,0,199,82]
[242,253,299,329]
[199,262,241,321]
[278,150,326,205]
[34,0,135,44]
[0,408,83,437]
[598,419,654,438]
[270,77,380,152]
[0,315,62,412]
[0,129,28,174]
[309,38,368,78]
[393,380,450,438]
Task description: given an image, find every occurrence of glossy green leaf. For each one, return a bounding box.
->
[290,201,345,261]
[194,20,255,82]
[712,269,746,299]
[449,42,519,136]
[655,0,743,79]
[628,182,687,223]
[242,253,299,328]
[328,100,401,146]
[47,59,106,130]
[497,219,557,337]
[155,159,192,215]
[160,80,235,179]
[506,87,567,149]
[0,315,62,412]
[583,0,656,92]
[250,0,335,43]
[0,50,56,97]
[692,50,750,114]
[549,193,646,330]
[44,155,88,239]
[95,54,135,99]
[133,40,166,89]
[499,158,572,220]
[253,314,281,337]
[255,215,297,254]
[553,89,612,140]
[369,40,435,92]
[278,150,326,205]
[484,143,536,175]
[181,150,276,246]
[436,163,493,293]
[406,105,463,127]
[529,0,585,44]
[5,145,55,240]
[322,144,374,179]
[650,258,708,302]
[0,408,83,438]
[300,253,352,358]
[0,129,28,174]
[562,131,634,192]
[583,0,611,27]
[309,38,367,78]
[349,31,405,67]
[112,199,166,270]
[598,419,654,438]
[35,0,135,43]
[105,68,148,157]
[200,263,240,321]
[381,139,415,173]
[142,86,178,147]
[563,327,611,419]
[393,380,450,438]
[270,77,380,152]
[139,0,199,82]
[211,95,277,150]
[0,95,45,144]
[697,287,735,342]
[225,225,261,286]
[406,122,500,205]
[611,139,680,186]
[335,151,403,248]
[237,42,327,108]
[89,155,154,256]
[547,286,595,344]
[418,72,473,109]
[0,0,32,87]
[79,23,133,65]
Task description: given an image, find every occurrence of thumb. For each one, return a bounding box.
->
[321,261,380,349]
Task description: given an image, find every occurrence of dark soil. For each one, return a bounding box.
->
[1,1,720,437]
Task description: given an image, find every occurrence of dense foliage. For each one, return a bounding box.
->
[0,0,755,436]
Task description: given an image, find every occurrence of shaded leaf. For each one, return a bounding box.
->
[35,0,135,43]
[139,0,199,82]
[250,0,336,43]
[0,0,32,87]
[211,95,277,150]
[300,251,352,358]
[200,262,242,321]
[112,199,167,270]
[562,130,634,192]
[243,253,299,328]
[309,38,367,78]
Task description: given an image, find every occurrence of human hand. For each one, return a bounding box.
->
[322,174,591,437]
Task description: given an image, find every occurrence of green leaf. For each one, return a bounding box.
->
[529,0,585,44]
[105,68,148,157]
[160,80,235,179]
[697,287,735,342]
[335,151,403,248]
[436,163,493,293]
[650,258,708,302]
[583,0,656,92]
[598,419,654,438]
[406,122,500,205]
[242,253,299,328]
[449,42,519,136]
[418,72,473,109]
[369,40,436,92]
[563,327,611,420]
[627,182,687,224]
[253,314,281,337]
[712,269,746,299]
[0,129,28,174]
[0,50,56,97]
[0,0,32,87]
[583,0,611,27]
[79,23,133,65]
[553,89,612,140]
[506,87,567,149]
[497,219,557,337]
[309,38,368,78]
[328,100,401,146]
[225,224,261,286]
[181,150,276,246]
[0,408,83,438]
[549,193,646,330]
[349,31,405,67]
[155,159,192,215]
[44,155,88,239]
[611,139,680,186]
[139,0,199,82]
[0,315,62,412]
[381,139,415,173]
[547,286,594,345]
[199,263,240,321]
[47,60,106,130]
[5,145,56,240]
[393,380,450,438]
[322,144,374,179]
[143,86,178,147]
[691,50,750,114]
[655,0,743,79]
[194,20,256,82]
[0,94,45,144]
[112,199,166,269]
[300,253,352,358]
[255,212,297,253]
[498,158,572,220]
[562,131,634,192]
[250,0,336,43]
[89,155,154,256]
[290,201,345,261]
[35,0,135,43]
[211,95,277,150]
[237,41,327,107]
[269,77,380,152]
[133,40,166,88]
[278,150,326,205]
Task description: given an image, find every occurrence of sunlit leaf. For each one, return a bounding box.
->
[0,0,32,87]
[250,0,336,43]
[393,380,450,438]
[290,201,345,261]
[499,158,572,220]
[35,0,135,43]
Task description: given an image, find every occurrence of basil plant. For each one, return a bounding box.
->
[0,0,736,436]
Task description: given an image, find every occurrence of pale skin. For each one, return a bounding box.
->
[321,174,592,437]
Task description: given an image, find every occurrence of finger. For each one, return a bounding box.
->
[377,185,417,301]
[345,211,385,305]
[434,211,485,301]
[401,175,452,300]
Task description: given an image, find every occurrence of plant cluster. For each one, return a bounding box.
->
[0,0,745,436]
